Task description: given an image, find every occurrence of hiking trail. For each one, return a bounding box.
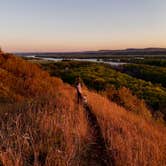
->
[80,100,115,166]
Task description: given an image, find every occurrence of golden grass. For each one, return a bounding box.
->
[0,54,91,165]
[85,89,166,166]
[0,92,91,166]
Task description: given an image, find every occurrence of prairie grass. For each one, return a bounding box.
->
[0,54,91,165]
[0,94,91,166]
[85,89,166,166]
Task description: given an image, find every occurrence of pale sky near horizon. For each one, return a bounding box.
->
[0,0,166,52]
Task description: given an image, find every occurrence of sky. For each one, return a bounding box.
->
[0,0,166,52]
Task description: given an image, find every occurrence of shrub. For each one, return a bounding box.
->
[105,87,151,119]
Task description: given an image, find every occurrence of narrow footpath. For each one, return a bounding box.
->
[81,102,115,166]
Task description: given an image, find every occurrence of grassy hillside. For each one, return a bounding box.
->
[0,53,166,166]
[85,89,166,166]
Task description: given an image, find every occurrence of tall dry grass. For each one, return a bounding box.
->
[105,86,151,119]
[0,54,92,165]
[84,89,166,166]
[0,90,91,166]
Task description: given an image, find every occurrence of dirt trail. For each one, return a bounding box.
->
[81,103,115,166]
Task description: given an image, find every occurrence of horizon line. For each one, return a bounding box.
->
[9,47,166,54]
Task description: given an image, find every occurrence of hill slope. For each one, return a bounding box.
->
[0,53,166,166]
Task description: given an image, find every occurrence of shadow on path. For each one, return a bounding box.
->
[81,103,115,166]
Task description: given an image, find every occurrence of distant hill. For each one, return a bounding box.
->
[16,47,166,59]
[100,48,166,52]
[98,47,166,55]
